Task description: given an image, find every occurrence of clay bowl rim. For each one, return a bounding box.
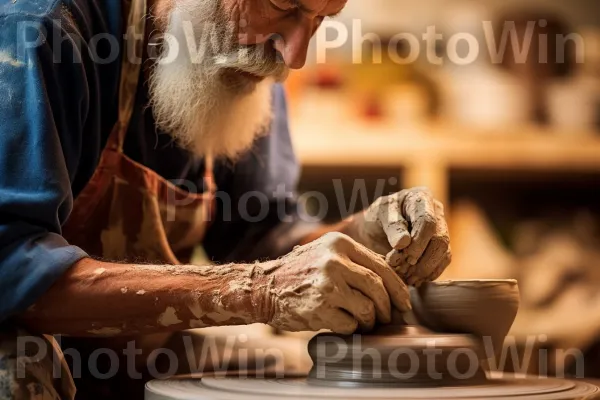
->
[423,279,519,287]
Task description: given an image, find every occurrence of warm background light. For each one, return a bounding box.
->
[286,0,600,377]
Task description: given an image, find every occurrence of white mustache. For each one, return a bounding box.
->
[213,45,289,80]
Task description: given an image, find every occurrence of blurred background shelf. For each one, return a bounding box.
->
[292,121,600,205]
[288,0,600,377]
[292,122,600,170]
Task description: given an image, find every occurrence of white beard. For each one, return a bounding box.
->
[148,0,288,160]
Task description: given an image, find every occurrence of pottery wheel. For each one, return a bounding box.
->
[145,376,600,400]
[307,325,486,387]
[145,325,600,400]
[145,326,600,399]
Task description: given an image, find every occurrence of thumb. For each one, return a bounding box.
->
[378,202,412,250]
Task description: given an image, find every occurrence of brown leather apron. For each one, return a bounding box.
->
[62,0,215,264]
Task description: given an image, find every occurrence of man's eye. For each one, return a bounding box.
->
[269,1,293,13]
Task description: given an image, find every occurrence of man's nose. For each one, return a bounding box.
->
[273,17,315,69]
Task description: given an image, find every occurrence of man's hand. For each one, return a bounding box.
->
[256,233,411,334]
[344,187,451,287]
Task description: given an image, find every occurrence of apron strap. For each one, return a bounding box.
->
[109,0,148,152]
[108,0,216,196]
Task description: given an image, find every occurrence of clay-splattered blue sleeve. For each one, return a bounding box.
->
[0,11,89,321]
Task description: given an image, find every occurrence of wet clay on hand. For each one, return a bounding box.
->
[258,233,412,334]
[345,187,451,287]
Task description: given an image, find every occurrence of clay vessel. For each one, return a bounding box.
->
[410,279,520,362]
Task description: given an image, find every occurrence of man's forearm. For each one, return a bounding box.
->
[17,258,268,337]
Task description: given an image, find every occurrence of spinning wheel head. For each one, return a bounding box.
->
[307,325,486,387]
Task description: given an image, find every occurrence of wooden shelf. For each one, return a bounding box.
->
[291,120,600,171]
[291,120,600,205]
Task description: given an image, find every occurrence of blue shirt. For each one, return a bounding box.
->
[0,0,308,322]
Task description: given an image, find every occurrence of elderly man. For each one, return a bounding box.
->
[0,0,451,398]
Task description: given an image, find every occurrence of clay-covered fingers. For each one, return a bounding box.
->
[402,188,438,266]
[320,309,359,335]
[334,235,412,312]
[265,233,408,334]
[405,200,451,286]
[385,250,407,269]
[429,250,451,282]
[406,242,451,286]
[338,261,391,324]
[333,286,377,331]
[376,197,411,250]
[357,199,392,256]
[385,250,411,277]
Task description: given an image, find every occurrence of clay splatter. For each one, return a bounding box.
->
[0,51,23,68]
[87,327,122,336]
[158,307,182,327]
